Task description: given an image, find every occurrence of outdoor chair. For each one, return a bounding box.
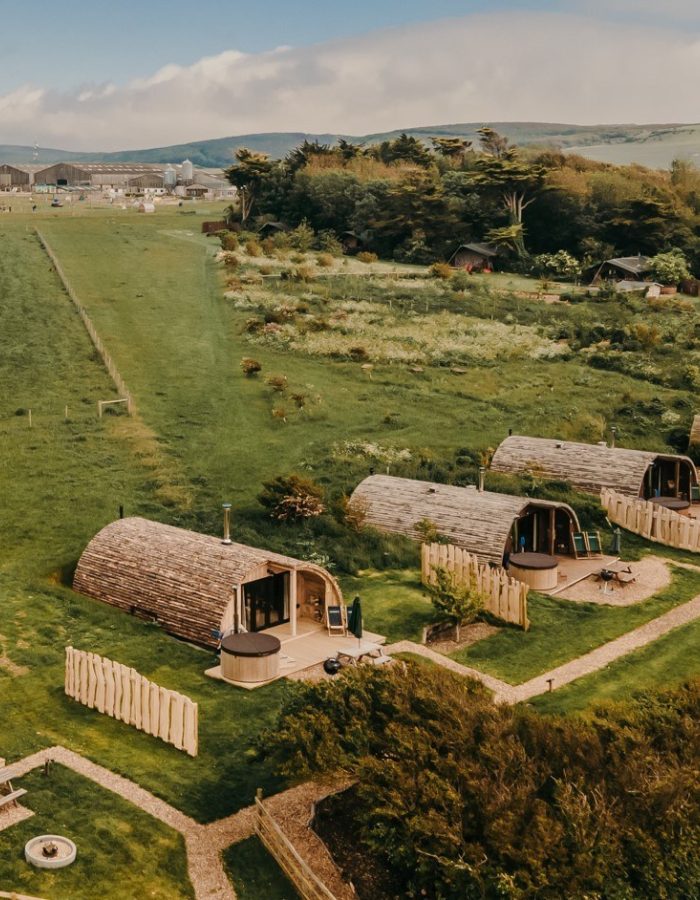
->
[572,532,589,558]
[326,604,347,637]
[691,485,700,503]
[585,531,603,558]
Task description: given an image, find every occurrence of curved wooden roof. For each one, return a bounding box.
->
[74,517,341,647]
[491,435,698,496]
[350,475,578,565]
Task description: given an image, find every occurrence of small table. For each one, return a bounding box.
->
[509,552,559,591]
[336,641,382,665]
[650,497,690,511]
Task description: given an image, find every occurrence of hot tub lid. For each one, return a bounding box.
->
[221,633,281,657]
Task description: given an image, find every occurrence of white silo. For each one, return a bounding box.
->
[181,159,194,184]
[163,165,177,190]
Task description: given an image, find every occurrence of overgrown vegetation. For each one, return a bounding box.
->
[262,663,700,899]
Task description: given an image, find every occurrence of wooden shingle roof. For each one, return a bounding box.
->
[490,435,697,497]
[74,517,340,647]
[350,475,578,565]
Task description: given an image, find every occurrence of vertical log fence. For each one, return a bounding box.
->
[421,542,529,629]
[601,488,700,553]
[64,647,197,756]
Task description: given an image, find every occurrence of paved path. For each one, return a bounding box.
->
[388,592,700,704]
[8,746,348,900]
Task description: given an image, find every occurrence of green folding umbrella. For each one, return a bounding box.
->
[347,595,363,641]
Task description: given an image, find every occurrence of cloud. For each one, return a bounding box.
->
[1,11,699,151]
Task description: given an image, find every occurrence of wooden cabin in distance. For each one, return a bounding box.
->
[448,242,498,272]
[491,435,699,500]
[73,518,343,649]
[350,475,581,565]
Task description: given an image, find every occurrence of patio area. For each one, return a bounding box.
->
[546,554,619,596]
[205,620,387,690]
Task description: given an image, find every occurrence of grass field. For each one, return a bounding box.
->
[0,765,193,900]
[2,203,700,894]
[223,836,300,899]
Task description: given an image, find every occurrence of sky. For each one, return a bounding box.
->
[0,0,699,151]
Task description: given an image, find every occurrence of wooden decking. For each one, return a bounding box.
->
[205,620,386,690]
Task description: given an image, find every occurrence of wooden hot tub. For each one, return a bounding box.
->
[220,632,281,683]
[509,552,558,591]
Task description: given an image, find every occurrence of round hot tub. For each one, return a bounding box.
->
[509,552,559,591]
[220,633,281,683]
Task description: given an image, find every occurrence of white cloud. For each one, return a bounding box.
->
[1,11,699,151]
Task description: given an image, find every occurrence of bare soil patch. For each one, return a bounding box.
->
[428,621,501,654]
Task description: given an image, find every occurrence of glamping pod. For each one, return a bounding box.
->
[74,517,343,648]
[491,435,698,500]
[350,475,580,566]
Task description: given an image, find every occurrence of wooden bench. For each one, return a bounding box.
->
[0,761,27,812]
[0,788,27,809]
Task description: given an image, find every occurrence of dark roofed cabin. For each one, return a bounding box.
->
[448,242,498,273]
[257,221,290,239]
[589,255,652,284]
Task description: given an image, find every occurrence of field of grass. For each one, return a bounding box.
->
[0,765,193,899]
[530,618,700,715]
[223,836,300,900]
[2,202,700,894]
[452,566,700,684]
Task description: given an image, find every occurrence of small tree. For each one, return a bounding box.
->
[648,249,691,285]
[426,566,485,625]
[258,474,326,521]
[531,250,582,281]
[240,357,262,377]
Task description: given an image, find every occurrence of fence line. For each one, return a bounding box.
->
[601,488,700,554]
[421,542,529,629]
[254,792,337,900]
[64,647,198,756]
[34,229,134,415]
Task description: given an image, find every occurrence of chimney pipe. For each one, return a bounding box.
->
[478,466,486,493]
[222,502,232,545]
[610,426,617,449]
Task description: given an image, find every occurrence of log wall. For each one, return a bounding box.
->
[64,647,198,756]
[421,543,529,629]
[601,488,700,554]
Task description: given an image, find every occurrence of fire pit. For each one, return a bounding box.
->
[25,835,77,869]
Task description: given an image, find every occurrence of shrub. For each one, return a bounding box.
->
[425,566,486,625]
[340,494,370,531]
[221,252,238,269]
[414,517,443,543]
[318,230,343,255]
[429,261,453,279]
[357,251,378,264]
[258,474,326,520]
[240,357,262,377]
[245,239,262,257]
[258,264,274,276]
[289,220,315,252]
[316,252,334,268]
[348,345,370,361]
[648,249,691,285]
[266,374,288,392]
[291,392,307,409]
[271,406,287,423]
[531,250,582,280]
[292,264,315,282]
[219,232,238,251]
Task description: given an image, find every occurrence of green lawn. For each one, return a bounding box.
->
[530,618,700,715]
[339,569,434,642]
[223,836,300,900]
[0,765,193,900]
[451,566,700,684]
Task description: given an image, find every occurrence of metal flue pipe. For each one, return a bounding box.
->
[222,502,232,545]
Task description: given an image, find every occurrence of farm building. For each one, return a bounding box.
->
[0,164,31,189]
[448,242,498,272]
[589,255,652,284]
[350,475,580,565]
[73,517,344,648]
[491,435,699,499]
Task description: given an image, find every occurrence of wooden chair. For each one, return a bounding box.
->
[585,531,603,558]
[572,532,589,559]
[691,485,700,503]
[326,604,347,637]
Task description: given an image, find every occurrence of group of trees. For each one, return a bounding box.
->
[225,131,700,271]
[261,664,700,898]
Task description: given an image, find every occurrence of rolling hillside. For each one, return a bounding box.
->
[2,122,700,169]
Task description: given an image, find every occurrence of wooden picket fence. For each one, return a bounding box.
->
[64,647,198,756]
[601,488,700,553]
[421,543,529,629]
[254,791,337,900]
[35,229,134,415]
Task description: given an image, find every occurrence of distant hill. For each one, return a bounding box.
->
[3,122,700,169]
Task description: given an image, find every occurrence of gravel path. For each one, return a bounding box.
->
[387,591,700,704]
[6,746,351,900]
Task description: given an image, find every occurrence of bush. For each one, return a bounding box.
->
[429,261,453,279]
[258,474,326,520]
[266,374,288,392]
[245,239,262,257]
[220,252,238,269]
[425,566,485,624]
[219,232,238,251]
[357,251,378,264]
[318,230,343,255]
[240,357,262,377]
[648,249,691,285]
[531,250,582,280]
[316,253,334,268]
[289,220,315,252]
